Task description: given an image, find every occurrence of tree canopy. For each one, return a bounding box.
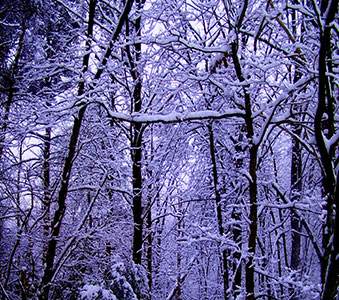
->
[0,0,338,299]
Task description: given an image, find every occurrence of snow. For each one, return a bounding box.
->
[80,284,117,300]
[324,130,339,152]
[80,285,100,299]
[2,0,334,299]
[96,102,245,123]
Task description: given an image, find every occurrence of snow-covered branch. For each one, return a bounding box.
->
[96,100,245,123]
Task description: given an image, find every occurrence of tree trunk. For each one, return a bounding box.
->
[39,1,95,298]
[316,1,339,299]
[39,105,87,300]
[37,0,136,296]
[42,127,51,267]
[246,145,258,300]
[207,123,229,299]
[322,185,339,300]
[231,30,257,300]
[131,120,143,265]
[146,203,152,298]
[0,22,26,158]
[176,198,183,300]
[130,0,144,266]
[289,3,303,287]
[145,130,156,299]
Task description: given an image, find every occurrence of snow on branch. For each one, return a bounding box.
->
[96,100,245,124]
[324,130,339,156]
[51,172,108,283]
[253,75,315,146]
[272,183,323,261]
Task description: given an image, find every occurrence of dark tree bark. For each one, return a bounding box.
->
[39,104,87,300]
[131,116,143,265]
[231,7,258,296]
[42,127,51,266]
[0,22,26,159]
[146,201,152,297]
[290,130,302,299]
[246,144,258,300]
[39,1,136,298]
[145,134,157,299]
[289,2,303,281]
[315,0,339,299]
[0,8,27,297]
[230,130,245,297]
[289,79,305,300]
[176,199,183,300]
[207,123,229,299]
[289,7,304,297]
[129,0,144,267]
[39,0,97,293]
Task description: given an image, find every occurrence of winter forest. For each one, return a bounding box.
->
[1,0,339,299]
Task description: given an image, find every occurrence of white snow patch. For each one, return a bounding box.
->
[80,284,117,300]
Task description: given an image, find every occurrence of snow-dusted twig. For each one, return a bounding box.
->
[51,172,108,283]
[272,183,323,261]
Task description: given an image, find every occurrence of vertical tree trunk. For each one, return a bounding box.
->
[290,120,302,300]
[0,22,26,159]
[231,29,257,299]
[130,0,144,266]
[232,207,242,296]
[230,3,258,297]
[271,148,289,298]
[42,127,51,266]
[0,22,26,300]
[290,61,303,300]
[145,128,156,299]
[176,198,183,300]
[289,7,303,293]
[39,105,87,300]
[246,145,258,300]
[146,204,153,298]
[207,123,229,299]
[231,131,245,297]
[39,1,96,298]
[315,1,339,299]
[131,118,143,265]
[322,187,339,300]
[38,1,136,296]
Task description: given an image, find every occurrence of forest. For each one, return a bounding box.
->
[0,0,338,299]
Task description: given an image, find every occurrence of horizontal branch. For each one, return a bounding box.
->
[96,101,244,123]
